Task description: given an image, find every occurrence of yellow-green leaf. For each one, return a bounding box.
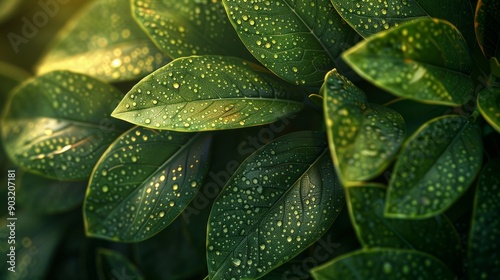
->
[477,87,500,133]
[112,55,304,131]
[36,0,170,82]
[343,18,474,106]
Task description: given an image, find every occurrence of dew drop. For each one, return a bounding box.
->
[102,186,109,193]
[232,258,241,267]
[159,211,165,218]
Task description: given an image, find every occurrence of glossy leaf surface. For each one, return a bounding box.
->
[113,56,304,131]
[36,0,170,82]
[343,18,473,106]
[97,249,144,280]
[223,0,358,85]
[347,184,461,271]
[207,131,344,280]
[477,87,500,133]
[132,0,253,60]
[323,70,405,185]
[84,126,211,241]
[386,115,483,218]
[331,0,474,47]
[1,70,129,180]
[311,248,455,280]
[468,160,500,278]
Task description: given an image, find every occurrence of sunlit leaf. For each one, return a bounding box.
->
[323,69,405,185]
[343,18,474,106]
[311,248,455,280]
[0,0,25,24]
[331,0,474,47]
[132,0,253,60]
[134,218,205,280]
[18,172,87,214]
[1,70,129,180]
[477,87,500,133]
[385,115,483,219]
[468,159,500,278]
[475,0,500,59]
[207,131,344,280]
[84,126,211,241]
[222,0,359,86]
[36,0,170,82]
[347,184,462,271]
[0,213,68,280]
[112,55,304,131]
[97,249,144,280]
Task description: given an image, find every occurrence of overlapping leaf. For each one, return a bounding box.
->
[475,0,500,59]
[385,115,483,219]
[97,249,144,280]
[112,55,304,131]
[1,70,129,180]
[36,0,170,82]
[84,126,211,241]
[343,18,474,106]
[132,0,253,60]
[323,70,405,185]
[311,248,456,280]
[468,160,500,278]
[347,184,461,271]
[477,87,500,133]
[18,173,87,214]
[207,131,344,280]
[222,0,358,85]
[331,0,474,47]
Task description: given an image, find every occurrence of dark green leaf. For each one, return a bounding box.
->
[134,218,205,280]
[84,126,211,241]
[311,248,456,280]
[1,70,129,180]
[386,115,483,218]
[222,0,358,85]
[331,0,474,47]
[475,0,500,59]
[207,131,344,280]
[386,98,449,136]
[0,61,30,100]
[0,0,24,24]
[0,213,67,280]
[343,18,474,106]
[112,55,304,131]
[97,249,144,280]
[477,87,500,133]
[36,0,170,82]
[323,70,405,185]
[132,0,253,60]
[18,172,87,214]
[347,184,461,271]
[468,159,500,278]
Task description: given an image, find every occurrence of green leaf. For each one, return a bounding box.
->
[0,61,30,99]
[207,131,344,280]
[134,218,205,280]
[346,184,462,271]
[342,18,474,106]
[331,0,474,47]
[477,87,500,133]
[97,249,144,280]
[475,0,500,59]
[18,172,87,214]
[1,70,129,180]
[0,0,25,24]
[132,0,253,60]
[36,0,170,82]
[0,213,67,280]
[84,126,211,241]
[323,70,405,185]
[222,0,358,86]
[468,159,500,278]
[311,248,456,280]
[385,115,483,219]
[112,55,304,131]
